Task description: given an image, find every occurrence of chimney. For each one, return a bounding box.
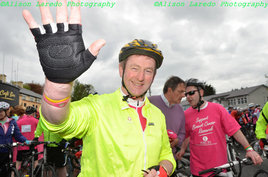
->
[0,74,7,83]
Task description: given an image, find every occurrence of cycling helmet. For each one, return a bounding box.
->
[119,39,163,101]
[185,78,205,90]
[237,107,242,112]
[119,39,164,69]
[248,103,255,108]
[185,78,205,112]
[0,101,10,112]
[25,106,37,115]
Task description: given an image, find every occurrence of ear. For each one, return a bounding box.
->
[200,89,204,97]
[167,87,172,94]
[119,63,123,78]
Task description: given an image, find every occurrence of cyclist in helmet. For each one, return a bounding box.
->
[25,106,37,115]
[0,102,27,176]
[23,2,175,176]
[176,78,262,177]
[16,106,39,172]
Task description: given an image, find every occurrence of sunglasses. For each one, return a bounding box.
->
[185,90,198,97]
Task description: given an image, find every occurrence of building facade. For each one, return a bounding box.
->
[0,74,42,110]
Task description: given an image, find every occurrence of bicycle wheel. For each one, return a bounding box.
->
[8,167,20,177]
[253,169,268,177]
[43,165,57,177]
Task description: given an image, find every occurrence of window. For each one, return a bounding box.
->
[237,98,240,104]
[244,97,247,104]
[36,98,41,103]
[29,97,34,102]
[24,103,27,107]
[22,95,26,100]
[230,99,233,105]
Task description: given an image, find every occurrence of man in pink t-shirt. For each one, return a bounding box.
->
[176,78,262,177]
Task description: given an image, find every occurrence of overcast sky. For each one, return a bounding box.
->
[0,0,268,95]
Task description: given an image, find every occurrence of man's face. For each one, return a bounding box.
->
[185,86,201,107]
[169,83,185,104]
[250,107,255,111]
[119,55,156,100]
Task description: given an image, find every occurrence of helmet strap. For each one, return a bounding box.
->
[192,89,204,112]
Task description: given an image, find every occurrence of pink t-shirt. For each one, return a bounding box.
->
[185,102,241,176]
[16,115,39,151]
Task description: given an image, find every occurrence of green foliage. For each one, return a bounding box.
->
[71,80,97,102]
[23,83,43,95]
[23,84,31,90]
[203,82,216,96]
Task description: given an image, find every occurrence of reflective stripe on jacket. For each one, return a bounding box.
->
[39,89,176,177]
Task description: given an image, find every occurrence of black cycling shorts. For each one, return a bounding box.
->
[17,149,38,161]
[47,146,67,167]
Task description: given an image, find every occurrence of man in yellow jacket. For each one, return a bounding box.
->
[22,1,175,176]
[255,102,268,148]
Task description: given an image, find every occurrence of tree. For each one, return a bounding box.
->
[71,80,97,102]
[203,82,216,96]
[23,83,43,95]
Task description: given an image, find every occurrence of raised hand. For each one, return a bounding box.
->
[23,0,105,83]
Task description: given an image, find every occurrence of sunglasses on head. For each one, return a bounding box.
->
[185,90,198,96]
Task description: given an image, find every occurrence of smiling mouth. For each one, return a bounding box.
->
[132,82,144,87]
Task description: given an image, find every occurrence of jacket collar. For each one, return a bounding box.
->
[116,89,151,110]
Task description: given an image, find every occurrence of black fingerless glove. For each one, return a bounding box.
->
[31,23,96,83]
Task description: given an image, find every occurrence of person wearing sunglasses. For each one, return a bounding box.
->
[22,1,175,176]
[176,78,262,177]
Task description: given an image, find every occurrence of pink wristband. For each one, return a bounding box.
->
[43,94,70,108]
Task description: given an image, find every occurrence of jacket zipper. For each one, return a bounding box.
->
[135,106,147,170]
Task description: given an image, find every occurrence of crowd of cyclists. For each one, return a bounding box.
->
[229,103,261,130]
[0,101,82,177]
[1,93,267,177]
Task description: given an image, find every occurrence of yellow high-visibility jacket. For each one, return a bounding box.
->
[256,102,268,139]
[39,89,176,177]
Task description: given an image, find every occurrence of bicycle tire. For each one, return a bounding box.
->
[18,165,31,177]
[8,167,20,177]
[253,169,268,177]
[71,155,81,170]
[43,165,57,177]
[34,164,57,177]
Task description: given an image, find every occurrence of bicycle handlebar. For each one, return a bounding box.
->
[0,141,59,149]
[199,158,252,175]
[0,142,25,148]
